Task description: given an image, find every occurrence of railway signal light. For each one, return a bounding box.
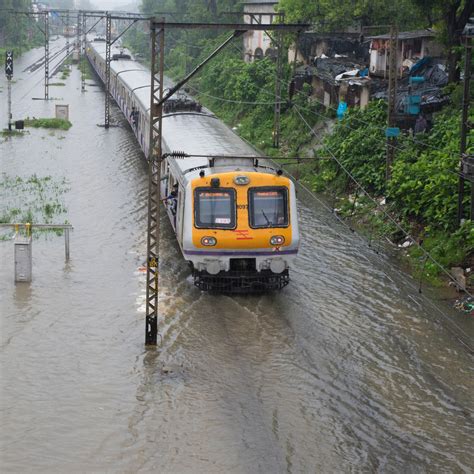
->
[5,51,13,78]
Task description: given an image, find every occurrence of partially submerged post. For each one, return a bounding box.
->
[14,225,32,283]
[0,223,73,283]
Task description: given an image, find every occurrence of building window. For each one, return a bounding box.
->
[254,47,264,60]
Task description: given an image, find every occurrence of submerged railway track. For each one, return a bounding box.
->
[0,40,472,473]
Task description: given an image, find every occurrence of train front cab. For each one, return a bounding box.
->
[183,170,299,293]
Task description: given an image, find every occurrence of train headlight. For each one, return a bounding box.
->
[201,236,217,246]
[270,235,285,246]
[234,175,250,185]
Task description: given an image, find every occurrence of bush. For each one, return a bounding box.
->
[24,118,72,130]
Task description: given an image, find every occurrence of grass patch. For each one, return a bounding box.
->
[0,174,69,230]
[79,59,93,80]
[50,82,66,86]
[1,129,26,137]
[60,65,71,80]
[24,118,72,130]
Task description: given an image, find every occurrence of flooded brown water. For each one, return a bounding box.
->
[1,43,473,473]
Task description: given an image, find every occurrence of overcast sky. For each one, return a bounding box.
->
[90,0,139,11]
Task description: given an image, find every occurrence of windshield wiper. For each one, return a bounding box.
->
[261,209,272,227]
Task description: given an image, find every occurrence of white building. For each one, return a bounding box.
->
[369,30,443,77]
[242,0,279,62]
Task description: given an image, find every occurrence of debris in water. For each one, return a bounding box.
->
[453,296,474,315]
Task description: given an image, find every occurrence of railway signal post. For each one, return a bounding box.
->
[5,51,13,130]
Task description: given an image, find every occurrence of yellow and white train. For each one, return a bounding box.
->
[87,39,299,293]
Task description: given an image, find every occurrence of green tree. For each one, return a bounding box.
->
[278,0,425,31]
[0,0,43,53]
[411,0,473,82]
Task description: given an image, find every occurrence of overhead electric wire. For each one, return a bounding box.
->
[156,30,472,182]
[294,104,473,299]
[101,26,474,349]
[223,40,471,181]
[14,48,73,103]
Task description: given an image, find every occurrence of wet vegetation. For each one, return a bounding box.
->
[24,118,72,130]
[0,174,69,239]
[126,0,474,287]
[1,129,26,138]
[0,0,44,57]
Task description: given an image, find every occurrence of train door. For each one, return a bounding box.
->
[160,160,168,200]
[176,186,185,246]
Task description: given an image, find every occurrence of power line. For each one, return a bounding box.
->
[222,40,469,180]
[294,104,473,300]
[224,37,464,163]
[132,25,471,186]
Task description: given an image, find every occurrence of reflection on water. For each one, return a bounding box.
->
[0,44,473,473]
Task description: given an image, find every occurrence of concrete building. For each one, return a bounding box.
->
[368,30,443,77]
[242,0,279,62]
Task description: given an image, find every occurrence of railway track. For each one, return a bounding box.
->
[22,43,70,73]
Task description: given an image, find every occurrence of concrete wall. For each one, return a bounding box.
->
[243,3,278,62]
[369,36,442,76]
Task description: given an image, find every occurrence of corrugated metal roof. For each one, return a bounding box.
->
[368,29,435,41]
[243,0,278,5]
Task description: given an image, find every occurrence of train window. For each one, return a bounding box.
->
[194,188,236,229]
[248,187,288,228]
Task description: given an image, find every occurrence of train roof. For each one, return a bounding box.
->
[87,40,267,182]
[163,112,258,181]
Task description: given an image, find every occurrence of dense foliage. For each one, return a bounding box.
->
[113,0,474,278]
[0,0,43,55]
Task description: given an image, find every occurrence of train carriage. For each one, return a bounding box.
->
[86,39,299,293]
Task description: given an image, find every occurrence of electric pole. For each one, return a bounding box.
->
[273,30,282,148]
[81,11,86,92]
[457,35,473,225]
[105,12,112,128]
[146,20,165,345]
[44,11,50,100]
[66,9,70,58]
[144,19,307,345]
[386,24,399,181]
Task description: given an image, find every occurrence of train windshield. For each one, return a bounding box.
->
[249,187,289,228]
[195,188,236,229]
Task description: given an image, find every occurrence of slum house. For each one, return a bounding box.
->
[369,29,448,126]
[290,33,371,110]
[368,29,443,77]
[242,0,279,62]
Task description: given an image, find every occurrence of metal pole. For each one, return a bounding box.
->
[64,228,70,261]
[145,20,164,346]
[273,30,282,148]
[76,11,81,62]
[457,36,472,225]
[105,12,111,128]
[66,10,70,58]
[44,12,49,100]
[386,25,398,181]
[81,11,86,92]
[7,77,12,130]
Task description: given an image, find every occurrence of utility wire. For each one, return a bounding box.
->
[224,40,471,180]
[113,28,474,350]
[294,104,473,300]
